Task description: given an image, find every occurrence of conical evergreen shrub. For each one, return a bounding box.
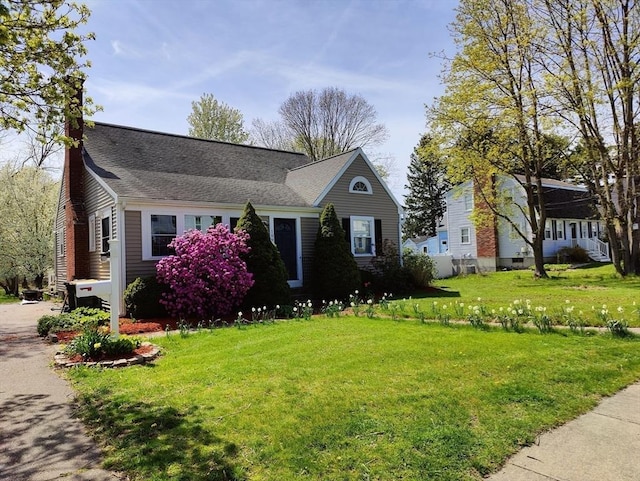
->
[236,201,291,308]
[312,203,361,300]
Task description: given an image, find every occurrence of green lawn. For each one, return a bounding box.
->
[68,317,640,481]
[402,263,640,327]
[0,293,18,304]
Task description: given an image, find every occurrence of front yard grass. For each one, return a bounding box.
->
[68,316,640,481]
[417,263,640,327]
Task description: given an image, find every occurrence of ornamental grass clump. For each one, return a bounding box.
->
[156,224,254,319]
[65,329,141,361]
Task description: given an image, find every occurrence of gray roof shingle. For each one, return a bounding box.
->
[83,122,328,207]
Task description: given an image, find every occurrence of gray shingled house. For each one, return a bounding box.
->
[54,121,403,313]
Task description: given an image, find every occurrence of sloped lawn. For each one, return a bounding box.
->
[421,264,640,327]
[68,317,640,481]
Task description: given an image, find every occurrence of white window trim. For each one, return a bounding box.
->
[463,193,473,211]
[460,226,471,245]
[142,212,180,261]
[349,176,373,195]
[88,214,96,252]
[57,229,65,258]
[350,215,375,257]
[99,208,111,257]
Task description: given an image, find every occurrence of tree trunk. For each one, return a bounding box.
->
[2,277,20,297]
[34,273,44,290]
[531,234,547,279]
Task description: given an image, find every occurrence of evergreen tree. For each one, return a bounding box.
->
[403,134,449,239]
[312,204,360,300]
[235,201,291,308]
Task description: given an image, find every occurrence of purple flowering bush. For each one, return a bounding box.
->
[156,224,254,319]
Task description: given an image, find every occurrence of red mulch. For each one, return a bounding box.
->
[54,317,179,343]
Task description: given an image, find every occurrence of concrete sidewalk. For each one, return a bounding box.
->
[486,381,640,481]
[0,301,122,481]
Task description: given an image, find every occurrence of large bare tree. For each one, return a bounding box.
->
[253,87,388,162]
[538,0,640,275]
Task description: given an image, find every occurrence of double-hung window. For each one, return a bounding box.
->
[151,215,177,257]
[351,216,375,256]
[464,193,473,211]
[460,227,471,244]
[185,215,221,232]
[101,216,111,255]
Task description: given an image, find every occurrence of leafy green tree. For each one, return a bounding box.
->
[0,162,58,294]
[235,201,291,308]
[428,0,552,278]
[0,0,96,137]
[187,93,250,144]
[312,204,360,300]
[403,134,449,239]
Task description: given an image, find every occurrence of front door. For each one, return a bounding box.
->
[274,218,298,281]
[570,222,578,246]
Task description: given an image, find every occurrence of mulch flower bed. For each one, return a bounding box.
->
[51,317,175,368]
[54,342,161,369]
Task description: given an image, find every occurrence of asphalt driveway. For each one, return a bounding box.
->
[0,300,121,481]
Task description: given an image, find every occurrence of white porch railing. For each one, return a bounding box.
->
[576,237,610,262]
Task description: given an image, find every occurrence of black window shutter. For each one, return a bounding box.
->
[342,218,351,243]
[375,219,382,256]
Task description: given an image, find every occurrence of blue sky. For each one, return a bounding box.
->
[83,0,458,200]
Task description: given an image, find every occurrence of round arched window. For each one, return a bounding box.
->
[349,176,372,194]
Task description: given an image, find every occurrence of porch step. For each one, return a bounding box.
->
[587,251,610,262]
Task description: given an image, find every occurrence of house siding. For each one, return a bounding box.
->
[446,183,477,261]
[84,171,115,281]
[54,177,67,293]
[321,154,401,269]
[124,210,158,286]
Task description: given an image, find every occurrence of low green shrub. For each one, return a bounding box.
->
[36,307,109,337]
[124,276,168,319]
[103,336,141,356]
[402,249,436,288]
[37,315,64,337]
[557,245,590,263]
[368,240,412,295]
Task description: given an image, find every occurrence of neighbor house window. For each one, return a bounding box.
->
[349,176,372,194]
[552,220,564,240]
[461,227,471,244]
[185,215,221,231]
[351,216,375,255]
[151,215,177,257]
[464,193,473,211]
[544,221,552,239]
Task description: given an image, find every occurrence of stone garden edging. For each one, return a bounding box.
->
[53,342,161,368]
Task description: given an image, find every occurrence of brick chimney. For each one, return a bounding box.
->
[474,177,499,267]
[64,79,90,280]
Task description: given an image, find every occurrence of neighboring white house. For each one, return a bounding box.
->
[403,213,449,256]
[445,175,609,274]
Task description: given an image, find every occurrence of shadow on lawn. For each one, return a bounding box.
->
[409,287,461,299]
[73,387,244,481]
